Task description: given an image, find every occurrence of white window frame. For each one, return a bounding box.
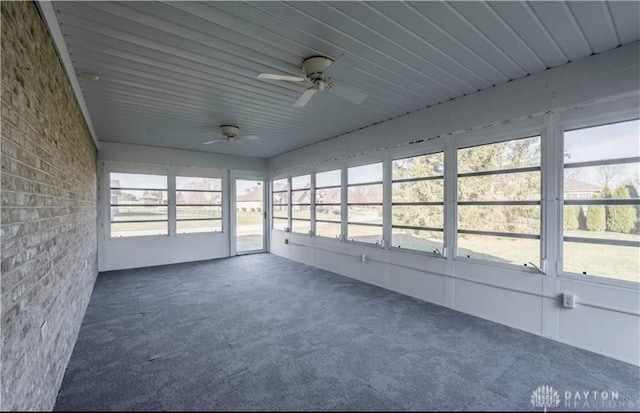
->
[290,174,312,235]
[556,106,640,288]
[452,122,546,273]
[313,168,343,240]
[271,176,290,232]
[389,148,446,257]
[345,157,385,247]
[175,175,224,235]
[104,162,226,240]
[107,165,170,239]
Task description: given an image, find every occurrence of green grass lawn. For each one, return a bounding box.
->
[237,211,263,225]
[338,228,639,282]
[112,211,638,283]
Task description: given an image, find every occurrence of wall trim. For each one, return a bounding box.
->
[36,1,100,149]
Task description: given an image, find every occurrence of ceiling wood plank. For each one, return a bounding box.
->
[49,1,638,158]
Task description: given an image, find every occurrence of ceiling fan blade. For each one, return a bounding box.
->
[242,135,260,141]
[293,87,317,107]
[258,73,306,82]
[323,54,358,78]
[328,83,367,105]
[203,139,224,144]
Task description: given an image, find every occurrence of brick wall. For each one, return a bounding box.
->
[1,2,98,410]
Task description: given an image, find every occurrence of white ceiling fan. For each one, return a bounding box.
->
[203,125,259,144]
[257,55,368,107]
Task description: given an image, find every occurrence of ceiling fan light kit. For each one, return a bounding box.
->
[202,125,259,145]
[302,55,334,79]
[220,124,240,139]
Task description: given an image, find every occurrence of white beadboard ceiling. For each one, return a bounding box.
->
[51,1,640,158]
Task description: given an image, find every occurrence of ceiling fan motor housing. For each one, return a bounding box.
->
[220,124,240,138]
[302,56,333,80]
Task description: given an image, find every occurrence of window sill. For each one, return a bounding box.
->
[175,231,224,236]
[453,255,544,276]
[558,271,640,291]
[109,234,169,239]
[389,246,444,259]
[344,239,384,248]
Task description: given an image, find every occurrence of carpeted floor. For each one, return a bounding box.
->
[54,253,639,411]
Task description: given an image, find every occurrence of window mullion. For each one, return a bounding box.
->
[168,171,176,237]
[311,173,316,236]
[444,140,457,261]
[287,177,292,232]
[544,111,561,276]
[338,166,347,241]
[383,152,392,249]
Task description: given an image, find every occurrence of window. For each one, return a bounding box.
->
[563,119,640,282]
[272,178,289,231]
[392,152,444,254]
[291,174,311,234]
[456,136,541,266]
[347,162,383,244]
[110,173,168,237]
[176,176,222,234]
[315,169,342,239]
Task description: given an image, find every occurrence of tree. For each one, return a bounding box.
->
[393,138,541,238]
[456,137,541,235]
[625,183,640,233]
[578,207,588,230]
[597,164,622,187]
[120,192,137,202]
[607,185,636,233]
[393,153,444,231]
[586,205,606,232]
[564,206,580,231]
[599,184,612,227]
[586,190,606,232]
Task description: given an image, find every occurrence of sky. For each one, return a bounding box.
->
[236,179,262,198]
[348,162,383,184]
[111,173,166,189]
[565,119,639,162]
[316,169,341,187]
[565,119,640,189]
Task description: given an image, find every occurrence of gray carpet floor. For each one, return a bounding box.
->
[54,253,639,411]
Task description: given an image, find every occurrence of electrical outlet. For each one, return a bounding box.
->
[360,253,366,263]
[284,239,289,245]
[563,293,576,309]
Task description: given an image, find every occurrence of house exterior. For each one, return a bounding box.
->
[563,178,603,200]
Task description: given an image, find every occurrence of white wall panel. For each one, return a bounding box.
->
[270,230,290,259]
[387,266,446,306]
[104,233,228,271]
[289,233,314,265]
[453,260,544,296]
[453,277,543,335]
[99,142,266,172]
[559,278,640,314]
[559,305,640,365]
[312,247,345,276]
